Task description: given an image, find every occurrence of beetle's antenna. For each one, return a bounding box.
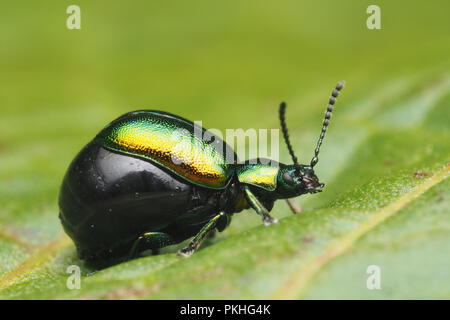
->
[310,81,345,168]
[279,102,300,173]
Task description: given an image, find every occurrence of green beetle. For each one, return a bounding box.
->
[58,81,345,261]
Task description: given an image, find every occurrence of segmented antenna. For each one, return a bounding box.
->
[310,81,345,167]
[279,102,300,172]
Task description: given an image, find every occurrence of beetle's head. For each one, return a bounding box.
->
[277,81,344,198]
[277,164,324,198]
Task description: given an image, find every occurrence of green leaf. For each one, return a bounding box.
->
[1,1,449,299]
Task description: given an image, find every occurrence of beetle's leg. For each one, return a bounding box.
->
[178,212,224,257]
[286,198,302,214]
[243,186,278,226]
[128,232,176,260]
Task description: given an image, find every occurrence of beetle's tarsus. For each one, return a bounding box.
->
[177,246,194,258]
[243,186,279,226]
[263,217,278,226]
[177,212,223,257]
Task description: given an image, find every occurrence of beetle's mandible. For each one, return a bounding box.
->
[58,81,345,261]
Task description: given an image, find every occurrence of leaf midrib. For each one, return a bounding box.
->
[0,236,71,290]
[270,164,450,299]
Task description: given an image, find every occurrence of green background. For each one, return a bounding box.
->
[0,1,449,299]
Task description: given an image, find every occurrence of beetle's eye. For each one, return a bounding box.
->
[282,172,295,186]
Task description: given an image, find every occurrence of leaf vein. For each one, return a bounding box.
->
[270,164,450,299]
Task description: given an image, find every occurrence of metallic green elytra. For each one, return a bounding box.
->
[95,110,236,189]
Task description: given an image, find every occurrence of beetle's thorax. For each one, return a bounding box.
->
[232,161,324,203]
[235,161,279,192]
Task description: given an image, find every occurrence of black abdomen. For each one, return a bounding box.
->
[59,141,229,260]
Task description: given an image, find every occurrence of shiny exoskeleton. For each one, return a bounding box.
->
[59,81,345,261]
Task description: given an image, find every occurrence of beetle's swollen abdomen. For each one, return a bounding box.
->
[58,141,224,260]
[95,110,236,189]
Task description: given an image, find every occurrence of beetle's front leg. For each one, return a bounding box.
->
[178,212,224,257]
[286,198,302,214]
[243,186,278,226]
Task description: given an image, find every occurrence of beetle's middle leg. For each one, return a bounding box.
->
[178,212,224,257]
[128,232,176,260]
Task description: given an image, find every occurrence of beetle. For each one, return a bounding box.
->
[58,81,345,261]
